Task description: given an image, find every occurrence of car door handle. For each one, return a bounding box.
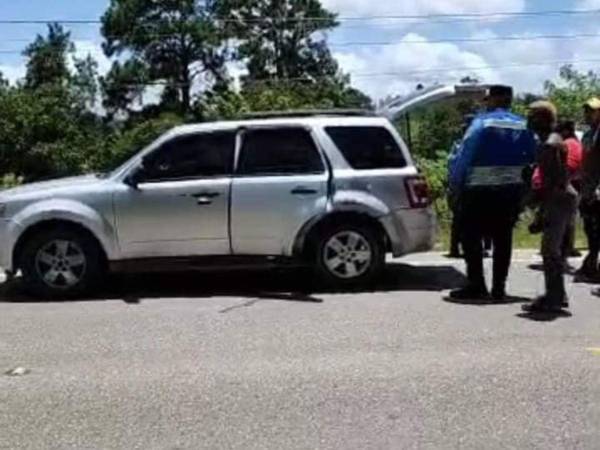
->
[178,192,220,205]
[291,187,318,195]
[190,192,220,199]
[195,197,214,206]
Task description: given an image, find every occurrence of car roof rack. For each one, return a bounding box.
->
[241,109,378,119]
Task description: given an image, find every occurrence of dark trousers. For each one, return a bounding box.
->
[542,189,578,305]
[450,210,461,255]
[450,207,493,256]
[581,203,600,271]
[460,188,522,290]
[562,218,576,258]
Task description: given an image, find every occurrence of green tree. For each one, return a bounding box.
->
[0,25,109,181]
[0,72,8,90]
[95,113,185,171]
[101,0,227,114]
[198,79,371,120]
[23,23,73,89]
[100,59,149,115]
[217,0,338,81]
[72,54,100,110]
[405,100,476,160]
[216,0,370,111]
[544,65,600,122]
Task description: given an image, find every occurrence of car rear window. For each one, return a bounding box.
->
[325,126,407,170]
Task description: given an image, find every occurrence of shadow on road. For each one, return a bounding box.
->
[516,311,573,322]
[443,295,531,306]
[0,263,466,304]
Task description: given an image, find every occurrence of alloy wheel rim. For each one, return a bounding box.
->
[35,240,87,289]
[323,231,372,279]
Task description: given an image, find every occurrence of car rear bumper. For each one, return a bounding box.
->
[381,207,436,257]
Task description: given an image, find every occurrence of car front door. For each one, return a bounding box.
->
[114,131,235,259]
[231,127,329,256]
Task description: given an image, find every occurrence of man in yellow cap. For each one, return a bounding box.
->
[577,98,600,279]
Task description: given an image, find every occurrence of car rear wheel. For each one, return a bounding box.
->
[20,227,104,298]
[315,224,385,287]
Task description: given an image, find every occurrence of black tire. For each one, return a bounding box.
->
[19,226,104,299]
[314,223,385,287]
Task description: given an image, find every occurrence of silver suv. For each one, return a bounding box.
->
[0,113,435,297]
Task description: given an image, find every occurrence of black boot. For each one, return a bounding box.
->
[491,284,506,302]
[522,297,564,314]
[576,255,599,280]
[450,284,489,300]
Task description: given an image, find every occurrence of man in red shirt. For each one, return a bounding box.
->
[558,121,583,258]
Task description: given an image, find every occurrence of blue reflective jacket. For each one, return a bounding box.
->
[449,109,537,192]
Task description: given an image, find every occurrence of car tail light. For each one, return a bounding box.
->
[405,176,431,209]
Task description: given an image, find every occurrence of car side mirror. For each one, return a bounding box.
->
[124,162,148,189]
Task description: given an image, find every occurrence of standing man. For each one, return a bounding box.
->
[523,103,578,313]
[449,86,537,301]
[557,120,583,259]
[577,98,600,279]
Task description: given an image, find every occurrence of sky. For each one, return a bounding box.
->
[1,0,600,101]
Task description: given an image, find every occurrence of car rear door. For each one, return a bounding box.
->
[230,126,329,256]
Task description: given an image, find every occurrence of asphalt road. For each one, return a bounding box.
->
[1,252,600,450]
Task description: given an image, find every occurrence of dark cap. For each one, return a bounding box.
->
[488,85,513,98]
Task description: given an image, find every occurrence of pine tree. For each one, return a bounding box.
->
[101,0,228,114]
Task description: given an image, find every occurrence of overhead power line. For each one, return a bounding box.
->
[2,7,600,25]
[330,32,600,47]
[3,31,600,55]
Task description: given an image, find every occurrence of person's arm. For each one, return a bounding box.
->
[539,137,567,196]
[582,131,600,203]
[449,118,483,193]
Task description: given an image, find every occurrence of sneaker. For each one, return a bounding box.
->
[450,286,490,300]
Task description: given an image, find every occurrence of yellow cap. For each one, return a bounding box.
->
[584,97,600,110]
[529,100,558,121]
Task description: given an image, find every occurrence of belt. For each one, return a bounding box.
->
[467,166,524,187]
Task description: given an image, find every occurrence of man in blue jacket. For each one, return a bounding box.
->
[449,85,537,301]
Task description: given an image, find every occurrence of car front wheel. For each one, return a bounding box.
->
[315,224,385,287]
[20,227,104,298]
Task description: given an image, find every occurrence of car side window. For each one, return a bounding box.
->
[325,126,407,170]
[238,128,325,176]
[143,132,235,182]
